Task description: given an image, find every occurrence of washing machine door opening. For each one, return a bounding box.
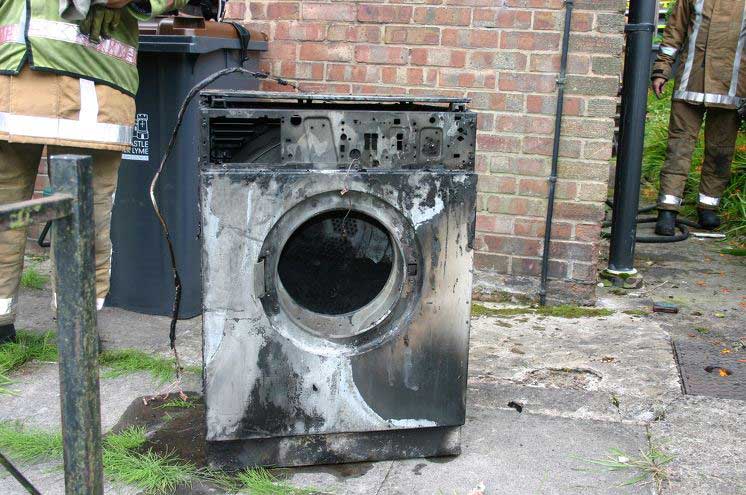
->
[272,207,408,342]
[277,210,395,316]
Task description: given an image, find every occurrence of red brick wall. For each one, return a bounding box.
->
[227,0,625,304]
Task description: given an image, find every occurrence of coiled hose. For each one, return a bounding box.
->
[601,200,700,243]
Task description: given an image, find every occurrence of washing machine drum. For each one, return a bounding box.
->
[232,123,282,163]
[277,211,394,315]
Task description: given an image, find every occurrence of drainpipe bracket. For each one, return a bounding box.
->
[625,23,656,33]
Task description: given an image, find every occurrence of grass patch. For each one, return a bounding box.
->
[0,421,317,495]
[642,85,746,240]
[0,421,63,462]
[580,439,674,491]
[0,373,12,395]
[623,309,650,317]
[472,303,613,319]
[0,335,198,392]
[104,440,198,494]
[209,467,320,495]
[106,426,148,451]
[0,331,58,393]
[98,349,199,383]
[720,247,746,256]
[157,398,196,409]
[538,305,614,318]
[20,264,49,290]
[234,468,318,495]
[0,331,58,374]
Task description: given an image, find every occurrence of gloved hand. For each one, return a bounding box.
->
[79,4,121,43]
[59,0,108,21]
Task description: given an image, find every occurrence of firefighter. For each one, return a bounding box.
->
[0,0,187,344]
[651,0,744,236]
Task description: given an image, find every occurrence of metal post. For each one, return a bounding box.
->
[607,0,658,279]
[0,452,42,495]
[50,155,104,495]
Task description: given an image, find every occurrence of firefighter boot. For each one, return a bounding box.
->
[697,208,721,231]
[655,210,677,236]
[0,323,15,344]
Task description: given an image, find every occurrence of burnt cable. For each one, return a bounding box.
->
[149,67,300,377]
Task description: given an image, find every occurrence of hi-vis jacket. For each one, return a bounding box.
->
[0,0,186,150]
[653,0,746,109]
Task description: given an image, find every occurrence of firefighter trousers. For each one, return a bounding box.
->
[658,100,740,211]
[0,141,120,325]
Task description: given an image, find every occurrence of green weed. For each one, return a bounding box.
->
[104,444,197,494]
[105,426,148,451]
[20,264,48,290]
[234,468,319,495]
[720,247,746,256]
[472,303,613,319]
[157,398,195,409]
[99,349,198,383]
[0,331,57,374]
[0,421,318,495]
[0,422,63,462]
[582,444,674,491]
[0,334,197,393]
[0,372,12,395]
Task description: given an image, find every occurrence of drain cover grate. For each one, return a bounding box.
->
[672,339,745,400]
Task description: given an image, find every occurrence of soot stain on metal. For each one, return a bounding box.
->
[199,91,477,467]
[239,340,327,437]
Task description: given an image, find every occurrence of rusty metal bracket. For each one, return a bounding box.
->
[0,155,102,495]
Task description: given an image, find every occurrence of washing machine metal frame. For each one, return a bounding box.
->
[199,91,478,468]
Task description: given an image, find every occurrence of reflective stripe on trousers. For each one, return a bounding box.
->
[658,101,738,211]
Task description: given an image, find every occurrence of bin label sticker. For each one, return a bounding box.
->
[122,113,150,162]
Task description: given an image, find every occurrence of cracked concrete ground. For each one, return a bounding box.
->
[1,235,744,494]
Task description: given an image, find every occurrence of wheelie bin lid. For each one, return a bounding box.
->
[139,17,268,54]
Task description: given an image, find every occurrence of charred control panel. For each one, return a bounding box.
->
[202,91,475,170]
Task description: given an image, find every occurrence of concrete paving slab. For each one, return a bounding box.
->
[3,240,746,495]
[370,404,652,495]
[652,396,746,495]
[469,312,680,422]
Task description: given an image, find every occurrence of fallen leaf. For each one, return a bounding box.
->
[721,349,732,354]
[468,482,486,495]
[696,280,707,287]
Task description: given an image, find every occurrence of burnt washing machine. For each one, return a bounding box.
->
[199,90,478,468]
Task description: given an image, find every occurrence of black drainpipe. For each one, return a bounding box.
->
[607,0,658,274]
[539,0,574,306]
